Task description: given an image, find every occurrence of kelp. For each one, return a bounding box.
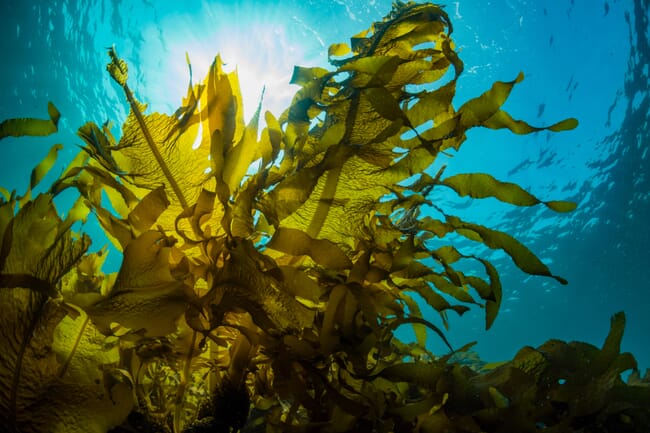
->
[0,102,60,140]
[1,2,649,432]
[0,181,133,433]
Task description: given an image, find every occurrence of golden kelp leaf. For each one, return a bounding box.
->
[48,312,134,433]
[77,122,121,174]
[328,42,351,59]
[3,2,649,432]
[29,143,63,192]
[0,186,10,202]
[488,386,510,408]
[222,91,263,193]
[266,227,352,270]
[4,143,66,209]
[0,191,122,432]
[289,65,330,87]
[107,46,128,85]
[363,86,406,122]
[0,200,14,244]
[340,55,402,87]
[382,316,453,353]
[483,109,579,134]
[126,185,170,235]
[215,238,316,334]
[402,280,470,322]
[320,284,347,354]
[389,395,440,422]
[0,288,66,432]
[111,107,207,210]
[53,159,138,217]
[457,73,525,130]
[0,102,60,140]
[278,266,322,304]
[475,258,502,330]
[0,194,90,296]
[547,117,579,131]
[446,215,568,285]
[0,301,132,433]
[441,173,577,212]
[86,230,191,336]
[203,55,245,154]
[400,295,428,346]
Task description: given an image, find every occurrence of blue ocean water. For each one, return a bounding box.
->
[1,0,648,374]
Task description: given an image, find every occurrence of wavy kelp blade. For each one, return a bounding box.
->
[126,185,170,235]
[29,144,64,192]
[483,109,579,133]
[2,2,648,431]
[267,227,352,270]
[0,191,100,431]
[452,72,578,138]
[0,194,90,293]
[0,290,132,433]
[457,73,525,130]
[258,4,460,247]
[473,257,502,330]
[0,102,60,140]
[215,239,316,334]
[0,287,66,431]
[441,173,577,212]
[52,312,134,431]
[87,230,190,336]
[446,215,568,284]
[15,143,65,209]
[222,88,262,193]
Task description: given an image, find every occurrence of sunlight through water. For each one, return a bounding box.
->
[136,2,322,121]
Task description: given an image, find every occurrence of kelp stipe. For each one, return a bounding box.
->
[1,2,649,432]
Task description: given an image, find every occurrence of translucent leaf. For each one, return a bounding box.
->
[441,173,577,212]
[447,215,568,284]
[0,102,60,140]
[0,192,130,432]
[328,42,351,58]
[86,230,191,336]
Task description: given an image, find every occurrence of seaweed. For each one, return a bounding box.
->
[0,182,133,433]
[1,2,649,432]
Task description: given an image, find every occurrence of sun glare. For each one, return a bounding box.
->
[140,2,323,123]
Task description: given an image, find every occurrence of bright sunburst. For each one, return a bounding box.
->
[139,2,324,122]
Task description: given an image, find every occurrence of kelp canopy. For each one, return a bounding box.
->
[1,2,649,432]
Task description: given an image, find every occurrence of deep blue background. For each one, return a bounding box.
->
[2,0,648,371]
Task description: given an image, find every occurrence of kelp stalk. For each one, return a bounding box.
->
[107,46,189,210]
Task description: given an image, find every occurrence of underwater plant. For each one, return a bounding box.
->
[1,2,649,432]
